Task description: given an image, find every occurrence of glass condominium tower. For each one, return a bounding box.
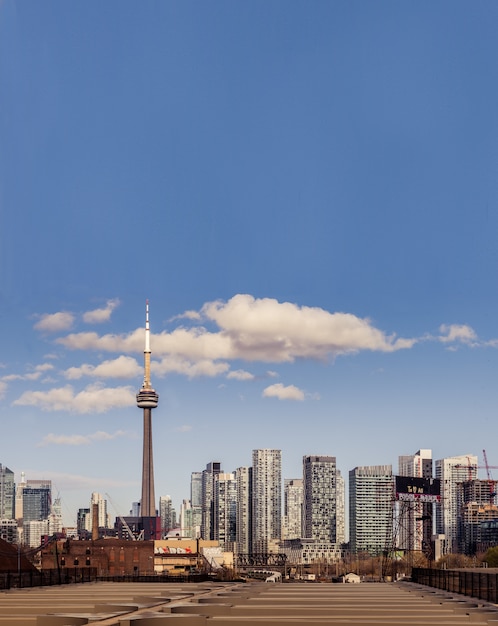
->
[303,455,337,543]
[252,449,281,552]
[349,465,393,555]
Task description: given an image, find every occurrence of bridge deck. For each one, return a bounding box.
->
[0,580,497,625]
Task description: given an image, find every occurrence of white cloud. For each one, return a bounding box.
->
[262,383,305,401]
[37,429,132,447]
[35,363,55,372]
[227,369,255,381]
[57,294,416,366]
[266,370,279,378]
[34,311,75,333]
[154,356,230,379]
[57,329,144,352]
[64,355,141,380]
[175,425,192,433]
[2,363,55,382]
[439,324,478,345]
[83,299,120,324]
[13,382,136,413]
[2,374,24,382]
[170,309,202,321]
[0,381,6,399]
[200,295,417,361]
[24,470,137,490]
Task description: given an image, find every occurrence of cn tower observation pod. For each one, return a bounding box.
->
[136,388,159,409]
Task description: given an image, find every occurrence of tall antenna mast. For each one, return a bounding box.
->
[142,299,152,390]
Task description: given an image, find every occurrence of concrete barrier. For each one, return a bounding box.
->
[93,603,140,613]
[36,616,90,626]
[169,604,232,616]
[119,615,207,625]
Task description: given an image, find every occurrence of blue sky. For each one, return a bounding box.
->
[1,1,498,526]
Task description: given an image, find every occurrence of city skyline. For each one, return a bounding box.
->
[2,1,498,524]
[8,447,491,559]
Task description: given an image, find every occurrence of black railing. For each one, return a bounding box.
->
[0,567,97,590]
[412,568,498,604]
[0,569,213,589]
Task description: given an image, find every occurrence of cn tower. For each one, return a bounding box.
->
[136,301,159,518]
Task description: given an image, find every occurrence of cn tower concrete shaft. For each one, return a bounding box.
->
[140,407,155,517]
[136,301,159,518]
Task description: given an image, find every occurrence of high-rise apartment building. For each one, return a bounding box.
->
[159,495,176,536]
[252,449,281,553]
[15,471,27,525]
[189,472,203,539]
[398,449,433,554]
[201,461,221,540]
[283,478,303,540]
[235,466,252,554]
[303,456,337,543]
[77,508,91,537]
[349,465,393,555]
[180,499,201,538]
[0,464,15,520]
[336,471,346,544]
[191,472,202,508]
[90,492,109,528]
[213,473,236,551]
[0,518,17,543]
[23,519,49,548]
[435,454,477,554]
[49,497,63,535]
[458,479,498,555]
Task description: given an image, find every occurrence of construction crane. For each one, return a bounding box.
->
[105,493,136,541]
[483,449,497,503]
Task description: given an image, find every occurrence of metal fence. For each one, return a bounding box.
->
[412,568,498,604]
[0,569,212,589]
[0,567,97,590]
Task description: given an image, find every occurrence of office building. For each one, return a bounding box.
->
[0,464,15,520]
[235,466,252,554]
[22,480,51,523]
[349,465,393,555]
[303,456,337,543]
[435,454,477,554]
[252,449,281,553]
[283,478,303,540]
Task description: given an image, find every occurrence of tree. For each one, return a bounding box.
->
[484,547,498,567]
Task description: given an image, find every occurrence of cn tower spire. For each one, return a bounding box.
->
[143,299,152,390]
[136,300,159,519]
